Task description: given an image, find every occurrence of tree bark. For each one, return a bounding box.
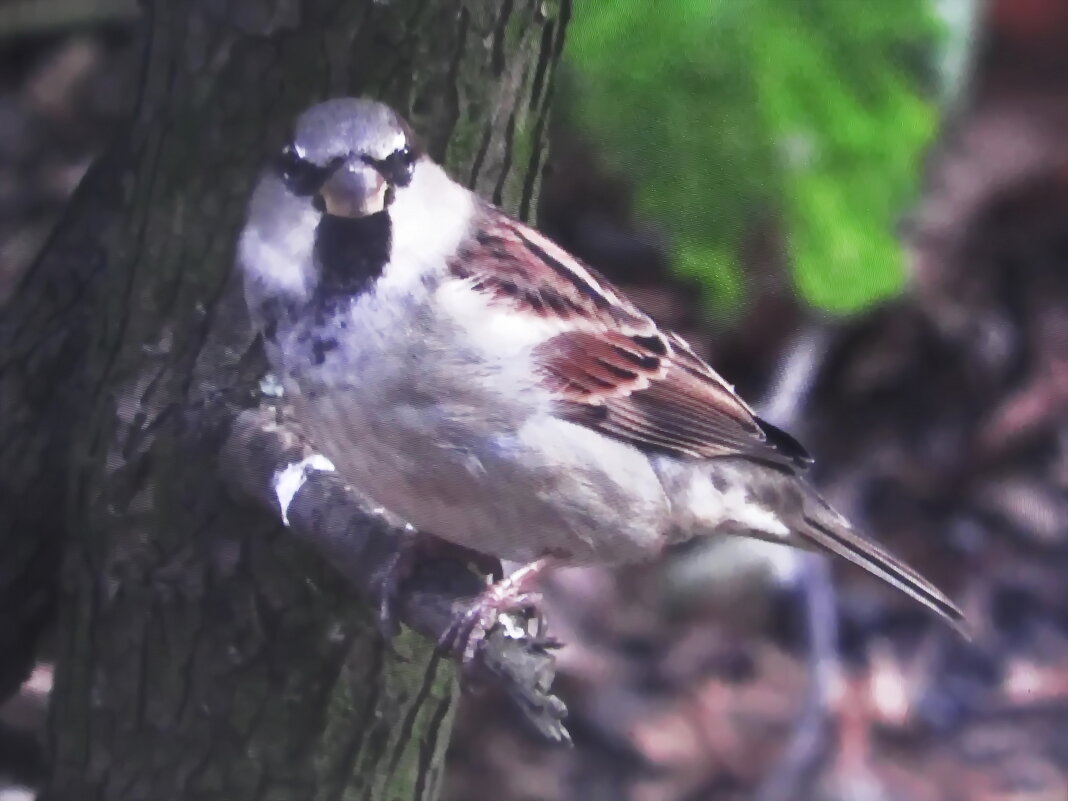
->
[0,0,571,798]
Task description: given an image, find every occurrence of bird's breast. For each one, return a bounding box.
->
[275,275,671,565]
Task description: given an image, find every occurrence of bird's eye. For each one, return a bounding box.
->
[274,144,334,196]
[364,144,416,188]
[392,145,417,186]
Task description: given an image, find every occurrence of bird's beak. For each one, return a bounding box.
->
[317,159,390,219]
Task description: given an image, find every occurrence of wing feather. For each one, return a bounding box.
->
[449,209,810,468]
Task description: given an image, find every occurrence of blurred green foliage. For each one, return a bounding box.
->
[563,0,944,316]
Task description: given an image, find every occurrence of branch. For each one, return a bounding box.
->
[756,326,839,801]
[219,405,571,744]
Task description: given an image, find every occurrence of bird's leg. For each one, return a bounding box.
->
[439,556,554,667]
[371,533,504,639]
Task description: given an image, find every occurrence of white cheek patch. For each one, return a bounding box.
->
[383,161,474,291]
[273,454,337,526]
[238,176,320,301]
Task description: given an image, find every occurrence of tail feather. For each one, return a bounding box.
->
[799,506,967,636]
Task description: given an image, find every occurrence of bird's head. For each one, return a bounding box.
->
[239,97,472,310]
[275,97,421,219]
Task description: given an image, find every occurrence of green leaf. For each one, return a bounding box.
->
[563,0,943,317]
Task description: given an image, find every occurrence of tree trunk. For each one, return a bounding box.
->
[0,1,570,798]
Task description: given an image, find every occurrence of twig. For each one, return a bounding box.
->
[219,405,571,744]
[755,554,839,801]
[755,325,840,801]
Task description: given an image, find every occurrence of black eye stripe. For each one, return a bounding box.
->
[361,145,416,187]
[274,146,341,196]
[275,141,415,196]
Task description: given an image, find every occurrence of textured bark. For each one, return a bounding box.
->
[0,0,570,799]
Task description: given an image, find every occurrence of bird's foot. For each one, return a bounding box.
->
[439,557,554,668]
[371,533,506,640]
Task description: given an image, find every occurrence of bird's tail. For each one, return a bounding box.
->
[797,491,967,636]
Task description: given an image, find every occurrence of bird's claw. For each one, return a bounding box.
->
[437,556,554,671]
[438,590,544,668]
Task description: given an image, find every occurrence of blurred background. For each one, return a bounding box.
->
[1,1,1066,799]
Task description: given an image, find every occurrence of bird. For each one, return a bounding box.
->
[237,97,965,658]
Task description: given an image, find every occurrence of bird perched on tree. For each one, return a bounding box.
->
[238,98,964,659]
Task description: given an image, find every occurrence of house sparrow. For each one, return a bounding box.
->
[238,98,965,656]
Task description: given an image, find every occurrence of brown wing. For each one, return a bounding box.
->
[449,210,810,468]
[451,210,649,331]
